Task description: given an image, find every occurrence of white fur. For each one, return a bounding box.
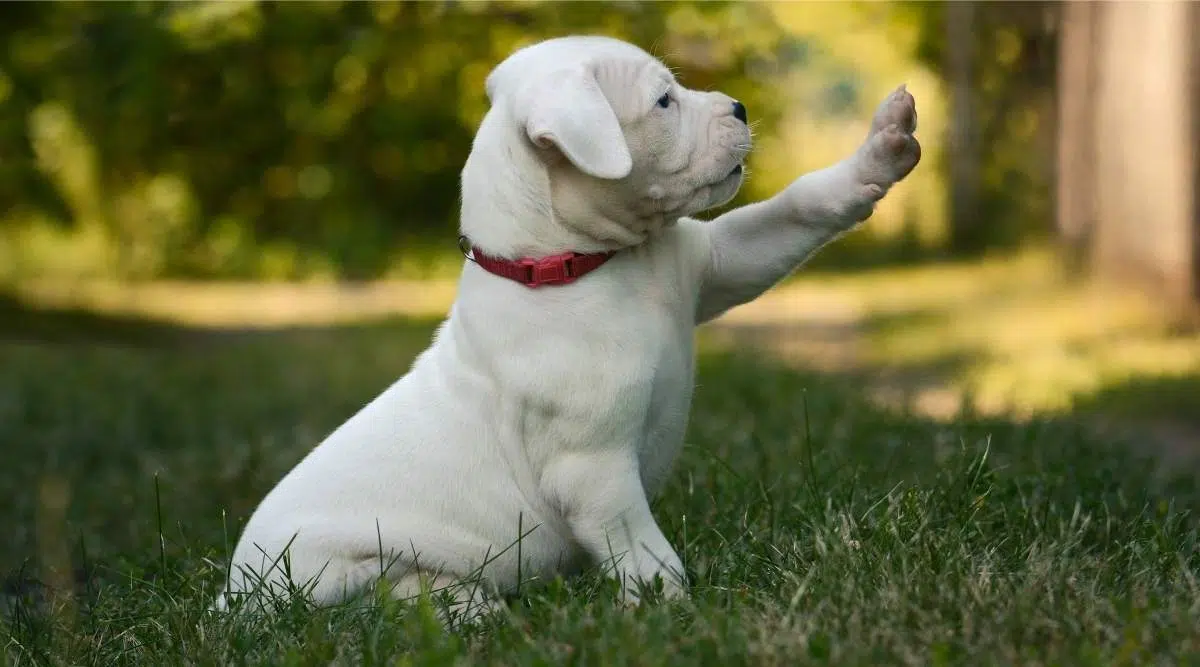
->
[218,36,919,619]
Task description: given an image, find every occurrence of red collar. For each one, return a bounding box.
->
[460,236,615,288]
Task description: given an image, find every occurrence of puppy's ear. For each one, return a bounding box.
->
[523,67,633,180]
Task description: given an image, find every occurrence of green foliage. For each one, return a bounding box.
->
[0,1,797,280]
[0,1,1076,279]
[1,316,1197,663]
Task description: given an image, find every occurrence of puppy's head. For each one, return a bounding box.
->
[473,36,752,248]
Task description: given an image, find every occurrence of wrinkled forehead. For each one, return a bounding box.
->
[485,36,671,102]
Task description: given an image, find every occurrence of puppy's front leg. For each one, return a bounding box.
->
[696,86,921,323]
[542,451,686,603]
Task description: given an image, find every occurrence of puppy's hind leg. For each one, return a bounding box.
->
[275,552,502,626]
[385,570,505,627]
[215,549,384,613]
[301,555,393,606]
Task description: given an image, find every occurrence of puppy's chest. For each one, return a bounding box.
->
[542,280,692,427]
[615,271,697,489]
[509,243,699,485]
[637,326,695,493]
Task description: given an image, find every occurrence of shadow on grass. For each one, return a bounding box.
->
[708,319,976,414]
[0,292,205,347]
[1069,374,1200,465]
[1071,374,1200,427]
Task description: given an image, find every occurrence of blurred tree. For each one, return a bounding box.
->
[1056,1,1200,318]
[944,1,979,255]
[0,1,797,281]
[1054,0,1098,275]
[894,0,1059,256]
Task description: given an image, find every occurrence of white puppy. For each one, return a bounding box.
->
[219,35,919,619]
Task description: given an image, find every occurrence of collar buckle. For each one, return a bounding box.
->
[518,253,578,287]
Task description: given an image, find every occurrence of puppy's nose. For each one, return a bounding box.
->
[732,101,748,124]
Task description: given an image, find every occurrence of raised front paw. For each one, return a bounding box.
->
[855,85,921,197]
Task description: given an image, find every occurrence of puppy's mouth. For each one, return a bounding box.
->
[717,164,744,185]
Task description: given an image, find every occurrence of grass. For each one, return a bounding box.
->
[1,303,1198,666]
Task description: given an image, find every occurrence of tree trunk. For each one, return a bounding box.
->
[1054,0,1099,276]
[946,1,981,255]
[1090,0,1196,316]
[1191,1,1200,319]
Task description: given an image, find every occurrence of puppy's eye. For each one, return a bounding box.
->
[656,93,671,109]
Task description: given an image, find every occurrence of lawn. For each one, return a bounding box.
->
[1,303,1198,665]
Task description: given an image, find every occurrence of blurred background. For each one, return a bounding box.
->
[1,0,1198,457]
